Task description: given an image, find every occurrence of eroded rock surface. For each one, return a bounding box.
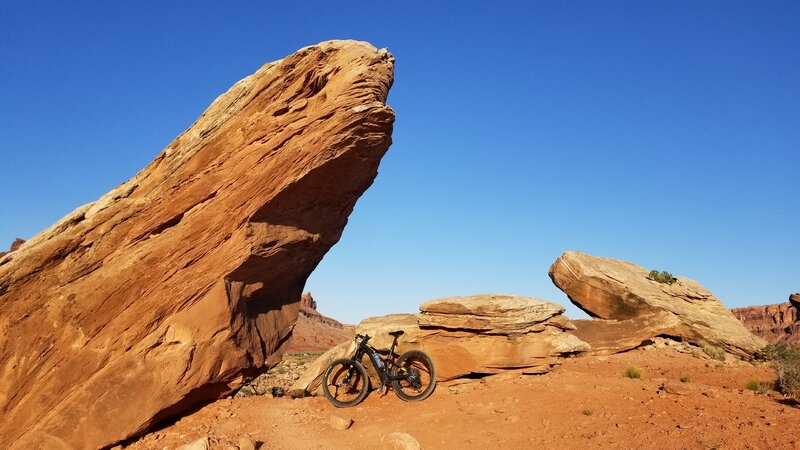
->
[291,294,589,395]
[549,251,765,357]
[732,298,800,344]
[0,40,394,449]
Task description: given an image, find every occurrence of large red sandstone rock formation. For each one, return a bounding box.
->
[732,296,800,344]
[549,251,766,357]
[291,294,590,395]
[288,292,355,352]
[0,40,394,449]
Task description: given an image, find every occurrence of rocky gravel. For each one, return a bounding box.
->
[235,352,321,398]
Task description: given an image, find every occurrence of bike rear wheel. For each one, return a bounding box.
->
[322,359,369,408]
[391,350,436,401]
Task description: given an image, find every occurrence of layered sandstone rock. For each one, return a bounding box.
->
[291,294,589,395]
[288,292,355,352]
[732,298,800,344]
[549,251,766,357]
[0,40,394,449]
[569,312,682,355]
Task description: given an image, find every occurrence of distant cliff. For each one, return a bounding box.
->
[288,292,355,351]
[732,295,800,345]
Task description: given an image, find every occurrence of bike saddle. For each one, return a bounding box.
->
[388,330,404,337]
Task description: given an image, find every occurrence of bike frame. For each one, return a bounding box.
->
[350,335,407,388]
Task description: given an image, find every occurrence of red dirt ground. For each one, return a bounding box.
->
[125,348,799,449]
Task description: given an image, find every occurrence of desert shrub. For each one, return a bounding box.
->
[581,408,593,416]
[759,342,799,361]
[680,375,691,383]
[624,367,642,379]
[647,269,677,285]
[745,379,772,395]
[701,343,727,361]
[760,343,800,400]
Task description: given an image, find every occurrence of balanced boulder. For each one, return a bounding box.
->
[0,40,394,449]
[549,251,766,357]
[291,294,589,395]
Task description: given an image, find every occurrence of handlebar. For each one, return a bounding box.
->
[355,333,371,342]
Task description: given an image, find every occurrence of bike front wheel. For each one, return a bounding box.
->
[391,350,436,402]
[322,359,369,408]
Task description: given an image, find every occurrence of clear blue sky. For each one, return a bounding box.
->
[1,2,797,323]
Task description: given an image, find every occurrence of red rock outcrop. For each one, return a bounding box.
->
[549,251,766,357]
[300,292,318,310]
[0,238,25,258]
[288,292,355,352]
[0,40,394,449]
[9,238,25,252]
[732,299,800,344]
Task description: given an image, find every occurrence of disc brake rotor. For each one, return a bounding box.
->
[405,368,421,388]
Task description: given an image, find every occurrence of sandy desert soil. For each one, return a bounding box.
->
[125,348,798,450]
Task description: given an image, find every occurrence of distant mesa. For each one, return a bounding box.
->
[548,251,766,358]
[0,40,395,449]
[291,294,590,396]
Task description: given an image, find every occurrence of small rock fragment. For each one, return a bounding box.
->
[382,432,422,450]
[177,436,210,450]
[238,436,256,450]
[661,383,692,395]
[329,415,354,431]
[271,387,285,398]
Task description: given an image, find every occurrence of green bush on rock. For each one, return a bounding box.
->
[647,269,677,285]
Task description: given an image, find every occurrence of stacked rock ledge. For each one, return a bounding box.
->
[291,294,589,396]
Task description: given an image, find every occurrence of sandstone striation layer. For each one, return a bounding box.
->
[732,298,800,345]
[0,40,394,449]
[288,292,355,352]
[549,251,766,357]
[291,294,589,395]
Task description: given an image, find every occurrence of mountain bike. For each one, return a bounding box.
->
[321,331,436,407]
